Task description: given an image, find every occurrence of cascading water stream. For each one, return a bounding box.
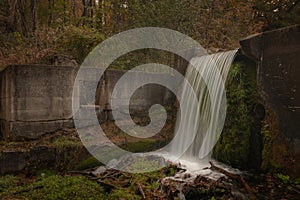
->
[167,50,238,170]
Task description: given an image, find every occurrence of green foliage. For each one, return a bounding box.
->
[276,173,290,184]
[13,32,23,44]
[0,175,21,193]
[295,178,300,189]
[109,48,175,71]
[57,26,106,64]
[1,0,298,69]
[166,167,176,176]
[260,122,273,170]
[0,0,267,69]
[252,0,300,30]
[260,110,291,173]
[103,0,263,49]
[213,62,258,168]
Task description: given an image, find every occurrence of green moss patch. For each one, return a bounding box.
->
[213,60,260,168]
[121,139,161,153]
[0,175,106,200]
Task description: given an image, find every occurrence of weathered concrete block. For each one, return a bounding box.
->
[29,146,56,162]
[241,25,300,139]
[0,144,91,175]
[28,146,56,170]
[240,24,300,177]
[0,65,78,140]
[0,150,27,175]
[10,120,74,140]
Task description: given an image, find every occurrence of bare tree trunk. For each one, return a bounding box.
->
[82,0,87,17]
[89,0,96,27]
[63,0,67,23]
[17,0,28,34]
[71,0,76,17]
[48,0,54,26]
[99,0,105,26]
[81,0,88,25]
[112,1,120,32]
[91,0,96,18]
[31,0,37,32]
[94,0,104,29]
[1,0,28,34]
[7,0,18,32]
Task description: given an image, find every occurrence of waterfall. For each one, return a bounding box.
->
[168,50,238,168]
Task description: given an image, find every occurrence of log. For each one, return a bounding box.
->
[136,181,146,199]
[209,161,257,200]
[209,161,238,179]
[240,176,256,200]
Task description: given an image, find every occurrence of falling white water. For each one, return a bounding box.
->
[167,50,238,171]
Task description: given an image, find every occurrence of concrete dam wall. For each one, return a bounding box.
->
[0,65,174,140]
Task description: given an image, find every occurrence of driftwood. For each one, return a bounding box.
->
[209,161,257,200]
[136,181,146,199]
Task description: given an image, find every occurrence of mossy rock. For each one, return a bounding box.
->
[77,156,102,170]
[121,139,161,153]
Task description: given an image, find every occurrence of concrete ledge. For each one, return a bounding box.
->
[0,145,90,175]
